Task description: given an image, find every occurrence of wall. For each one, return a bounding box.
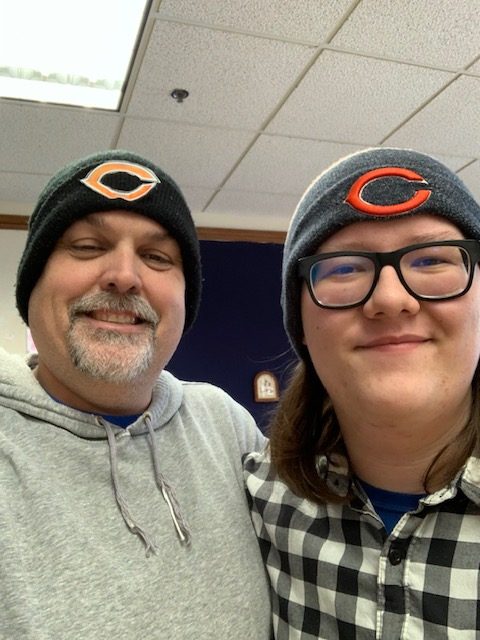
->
[0,229,28,354]
[167,240,295,430]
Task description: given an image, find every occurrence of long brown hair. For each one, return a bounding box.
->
[269,359,480,504]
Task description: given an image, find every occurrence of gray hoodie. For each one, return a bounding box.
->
[0,348,270,639]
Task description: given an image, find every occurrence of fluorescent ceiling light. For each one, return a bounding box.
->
[0,0,149,109]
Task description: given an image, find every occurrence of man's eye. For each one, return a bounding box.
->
[143,253,173,268]
[70,243,104,253]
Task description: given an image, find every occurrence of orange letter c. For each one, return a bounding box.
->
[345,167,431,216]
[80,161,160,201]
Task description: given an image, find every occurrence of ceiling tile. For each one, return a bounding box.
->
[157,0,353,42]
[467,59,480,74]
[386,75,480,156]
[181,186,217,213]
[0,171,49,213]
[332,0,480,68]
[126,21,314,128]
[421,152,476,173]
[381,147,476,173]
[225,135,363,194]
[266,50,453,143]
[0,102,120,173]
[202,189,299,231]
[117,117,255,187]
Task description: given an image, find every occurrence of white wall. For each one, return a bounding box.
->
[0,229,28,355]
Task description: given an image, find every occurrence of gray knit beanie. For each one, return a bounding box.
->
[16,149,201,331]
[283,147,480,357]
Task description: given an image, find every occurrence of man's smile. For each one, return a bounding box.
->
[86,310,144,325]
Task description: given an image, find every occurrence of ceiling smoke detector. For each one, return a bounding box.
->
[170,88,189,103]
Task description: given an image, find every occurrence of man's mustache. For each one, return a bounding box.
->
[69,292,159,327]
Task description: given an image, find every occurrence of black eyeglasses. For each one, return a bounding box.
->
[298,240,480,309]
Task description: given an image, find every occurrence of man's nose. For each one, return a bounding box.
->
[98,248,142,295]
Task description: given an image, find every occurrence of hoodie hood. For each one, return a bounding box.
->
[0,349,181,438]
[0,347,190,552]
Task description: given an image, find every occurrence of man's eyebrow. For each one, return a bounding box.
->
[83,213,108,228]
[146,230,174,243]
[82,213,172,241]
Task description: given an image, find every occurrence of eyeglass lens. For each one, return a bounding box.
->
[310,244,471,307]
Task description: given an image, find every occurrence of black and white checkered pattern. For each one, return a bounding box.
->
[244,451,480,639]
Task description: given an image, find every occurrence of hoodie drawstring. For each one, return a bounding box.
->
[145,414,191,546]
[102,417,191,555]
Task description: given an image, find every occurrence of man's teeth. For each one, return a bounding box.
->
[91,311,139,324]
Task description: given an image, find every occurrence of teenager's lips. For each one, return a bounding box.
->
[357,334,430,350]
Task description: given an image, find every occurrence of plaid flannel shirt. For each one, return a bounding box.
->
[244,451,480,640]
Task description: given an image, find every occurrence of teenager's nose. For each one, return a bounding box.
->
[362,266,420,318]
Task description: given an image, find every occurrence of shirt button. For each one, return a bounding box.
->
[388,546,403,565]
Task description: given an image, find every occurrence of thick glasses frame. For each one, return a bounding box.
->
[298,239,480,309]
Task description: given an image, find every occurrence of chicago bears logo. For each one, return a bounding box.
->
[80,161,160,201]
[345,167,431,216]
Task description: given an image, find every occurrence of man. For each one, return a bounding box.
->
[0,150,270,639]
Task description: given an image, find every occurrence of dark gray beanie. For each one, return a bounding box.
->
[283,147,480,357]
[16,149,201,331]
